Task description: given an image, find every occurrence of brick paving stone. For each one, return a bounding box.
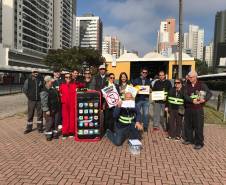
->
[0,116,226,185]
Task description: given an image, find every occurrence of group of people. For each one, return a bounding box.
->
[23,64,212,150]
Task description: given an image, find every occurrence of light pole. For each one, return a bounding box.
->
[178,0,183,78]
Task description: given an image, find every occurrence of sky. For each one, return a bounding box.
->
[77,0,226,56]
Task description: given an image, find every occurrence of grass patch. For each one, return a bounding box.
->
[204,105,226,125]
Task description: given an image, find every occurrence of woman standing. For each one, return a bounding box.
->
[165,79,191,140]
[103,73,119,132]
[59,72,84,138]
[118,72,131,100]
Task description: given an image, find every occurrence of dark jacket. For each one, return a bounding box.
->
[152,79,172,104]
[132,77,152,102]
[166,87,192,110]
[185,80,212,109]
[40,87,61,112]
[52,78,64,90]
[113,105,141,128]
[23,76,43,101]
[94,74,107,91]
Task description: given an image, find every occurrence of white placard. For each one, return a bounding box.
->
[137,85,150,95]
[128,139,142,146]
[151,91,165,100]
[121,100,135,108]
[101,85,120,108]
[125,85,138,98]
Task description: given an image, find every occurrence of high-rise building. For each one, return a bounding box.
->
[0,0,76,68]
[188,25,204,60]
[53,0,75,49]
[183,32,189,49]
[102,36,121,58]
[204,42,213,67]
[157,18,176,56]
[75,13,102,52]
[213,10,226,68]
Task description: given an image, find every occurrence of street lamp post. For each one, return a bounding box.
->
[178,0,183,78]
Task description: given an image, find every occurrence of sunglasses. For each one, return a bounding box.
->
[109,77,115,79]
[99,68,105,70]
[142,71,148,74]
[175,82,181,84]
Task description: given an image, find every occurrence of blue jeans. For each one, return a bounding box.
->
[153,102,165,128]
[106,123,140,146]
[136,100,150,129]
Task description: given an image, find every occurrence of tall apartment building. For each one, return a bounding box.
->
[157,18,176,56]
[75,13,102,52]
[188,25,204,60]
[203,42,213,67]
[0,0,76,68]
[183,32,189,49]
[213,10,226,68]
[102,36,121,58]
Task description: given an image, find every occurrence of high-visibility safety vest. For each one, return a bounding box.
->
[190,94,199,99]
[168,96,184,105]
[118,115,135,124]
[118,107,136,125]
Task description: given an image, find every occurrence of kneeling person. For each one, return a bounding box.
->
[106,91,143,146]
[40,76,61,141]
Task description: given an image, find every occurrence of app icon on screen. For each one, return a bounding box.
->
[84,130,89,135]
[84,103,88,107]
[94,109,98,114]
[79,109,83,114]
[89,109,93,114]
[84,122,89,127]
[89,103,93,107]
[79,122,83,127]
[89,130,94,135]
[78,130,83,135]
[89,122,94,127]
[89,116,93,120]
[94,122,98,127]
[79,116,83,120]
[94,129,99,134]
[84,116,89,120]
[79,103,83,108]
[94,103,98,107]
[94,116,98,120]
[84,109,89,114]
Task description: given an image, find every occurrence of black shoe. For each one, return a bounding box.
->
[38,129,44,133]
[194,145,203,150]
[37,123,43,133]
[53,132,59,139]
[182,140,192,145]
[24,125,32,134]
[46,137,52,141]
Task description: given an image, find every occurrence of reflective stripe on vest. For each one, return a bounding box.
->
[118,115,135,124]
[190,95,198,99]
[168,97,184,105]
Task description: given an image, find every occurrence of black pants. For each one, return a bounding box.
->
[184,108,204,146]
[27,100,43,124]
[104,108,115,132]
[168,109,183,138]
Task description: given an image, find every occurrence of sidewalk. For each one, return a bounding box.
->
[0,115,226,185]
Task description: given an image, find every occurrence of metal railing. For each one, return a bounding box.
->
[0,84,23,96]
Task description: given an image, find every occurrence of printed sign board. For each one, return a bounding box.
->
[101,85,120,108]
[151,91,165,101]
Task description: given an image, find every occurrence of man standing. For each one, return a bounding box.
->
[23,69,43,134]
[132,67,152,132]
[183,71,212,150]
[152,70,172,131]
[94,64,107,91]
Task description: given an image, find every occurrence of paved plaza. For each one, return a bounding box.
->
[0,113,226,185]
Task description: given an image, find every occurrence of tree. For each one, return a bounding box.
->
[195,59,208,75]
[42,47,105,71]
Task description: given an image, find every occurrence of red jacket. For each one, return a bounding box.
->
[59,82,84,135]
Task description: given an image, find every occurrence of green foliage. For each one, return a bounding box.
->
[195,59,208,75]
[42,47,105,71]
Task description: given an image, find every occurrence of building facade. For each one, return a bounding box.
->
[75,14,102,52]
[213,10,226,69]
[204,42,213,67]
[102,36,121,58]
[188,25,204,60]
[0,0,76,68]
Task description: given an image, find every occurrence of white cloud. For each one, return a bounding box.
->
[97,0,226,55]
